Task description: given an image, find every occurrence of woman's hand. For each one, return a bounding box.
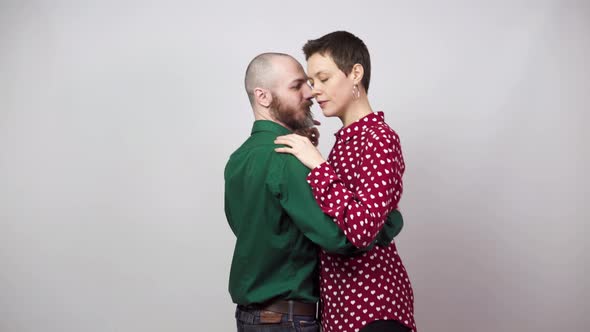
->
[274,134,326,169]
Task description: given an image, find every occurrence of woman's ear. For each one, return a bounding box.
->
[349,63,364,85]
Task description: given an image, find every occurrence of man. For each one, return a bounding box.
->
[225,53,403,332]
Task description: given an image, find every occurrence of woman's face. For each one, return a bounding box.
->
[306,53,355,118]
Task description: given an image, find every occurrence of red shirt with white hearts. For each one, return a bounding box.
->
[307,112,416,332]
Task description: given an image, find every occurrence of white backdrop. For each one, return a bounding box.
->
[1,1,588,331]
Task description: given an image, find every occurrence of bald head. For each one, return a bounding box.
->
[244,53,296,106]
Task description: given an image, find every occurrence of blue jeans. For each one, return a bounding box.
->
[235,305,319,332]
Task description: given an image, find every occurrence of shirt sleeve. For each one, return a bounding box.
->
[306,126,405,248]
[277,154,373,256]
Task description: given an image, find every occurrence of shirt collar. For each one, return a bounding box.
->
[335,111,385,142]
[251,120,292,136]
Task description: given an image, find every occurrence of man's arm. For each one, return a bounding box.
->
[375,209,403,246]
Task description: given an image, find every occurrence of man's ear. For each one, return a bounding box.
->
[254,88,272,108]
[349,63,364,85]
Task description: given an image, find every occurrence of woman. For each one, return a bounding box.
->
[275,31,417,332]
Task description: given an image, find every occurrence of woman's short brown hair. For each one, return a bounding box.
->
[303,31,371,92]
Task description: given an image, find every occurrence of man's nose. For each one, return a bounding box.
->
[302,83,314,100]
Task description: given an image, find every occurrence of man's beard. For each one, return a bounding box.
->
[269,94,314,131]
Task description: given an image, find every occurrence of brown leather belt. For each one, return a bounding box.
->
[261,300,316,316]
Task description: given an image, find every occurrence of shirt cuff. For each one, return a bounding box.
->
[306,161,338,198]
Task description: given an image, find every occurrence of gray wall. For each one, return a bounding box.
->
[1,1,588,331]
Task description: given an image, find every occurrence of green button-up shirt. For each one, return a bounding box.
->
[224,120,402,305]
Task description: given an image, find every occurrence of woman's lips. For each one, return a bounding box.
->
[318,100,328,108]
